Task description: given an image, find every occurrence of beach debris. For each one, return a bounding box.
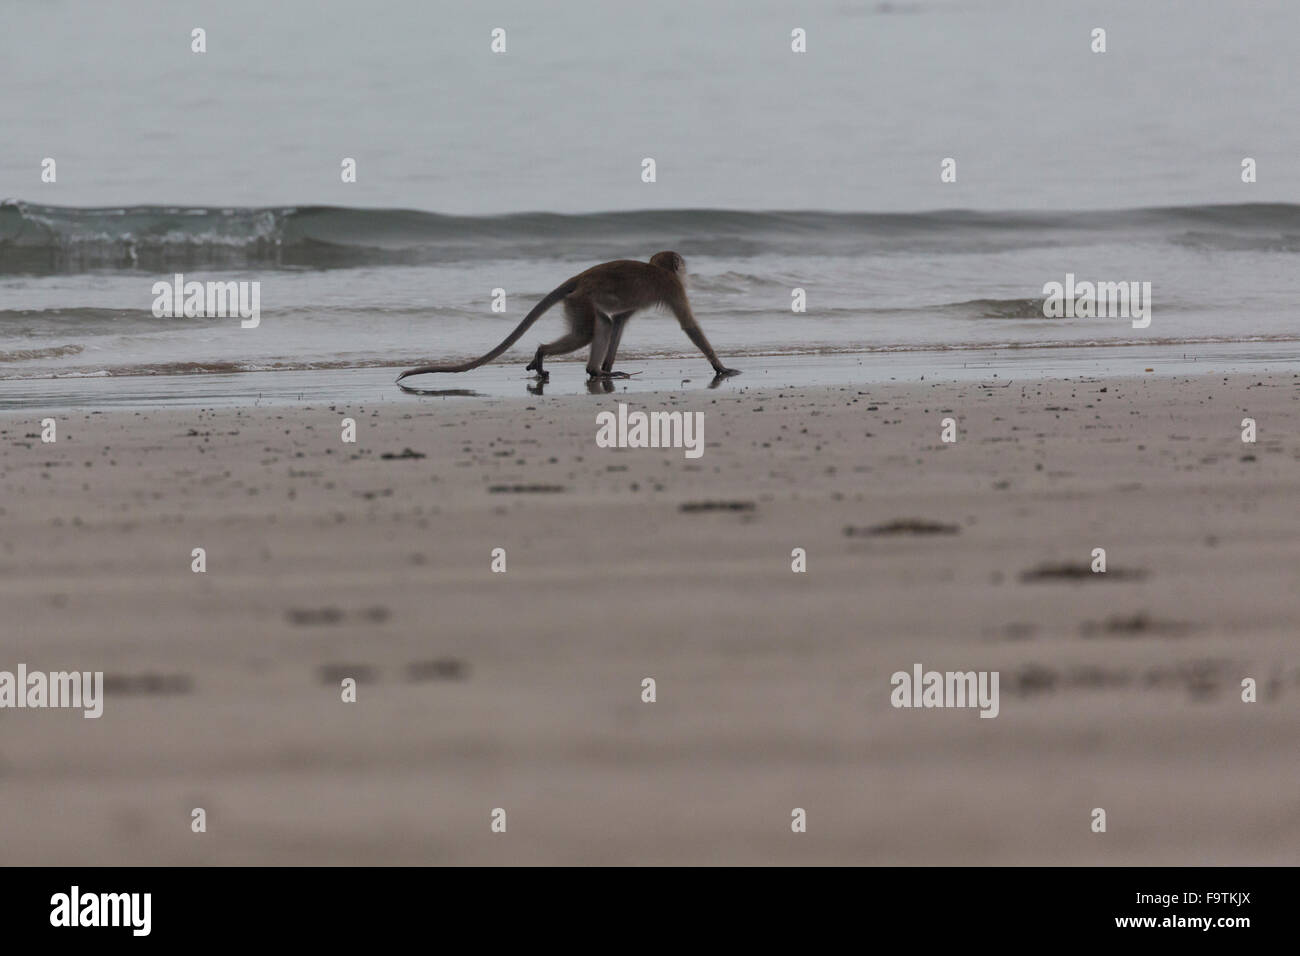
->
[287,607,345,625]
[406,659,468,682]
[103,673,194,696]
[286,606,389,626]
[844,518,959,536]
[679,500,756,513]
[1019,562,1147,582]
[317,664,377,685]
[1008,659,1230,699]
[1081,613,1192,638]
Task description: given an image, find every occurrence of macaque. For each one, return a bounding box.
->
[397,252,738,381]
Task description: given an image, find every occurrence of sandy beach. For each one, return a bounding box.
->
[1,368,1297,865]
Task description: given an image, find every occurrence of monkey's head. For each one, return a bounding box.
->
[649,251,686,277]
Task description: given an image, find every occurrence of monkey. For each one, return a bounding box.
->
[396,252,738,382]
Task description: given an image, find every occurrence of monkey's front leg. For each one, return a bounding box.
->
[681,323,739,377]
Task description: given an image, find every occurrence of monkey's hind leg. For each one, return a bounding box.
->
[586,311,614,377]
[599,311,635,377]
[525,298,595,378]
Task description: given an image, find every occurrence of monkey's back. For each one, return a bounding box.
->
[572,259,680,313]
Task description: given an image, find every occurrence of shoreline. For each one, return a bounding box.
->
[3,339,1299,412]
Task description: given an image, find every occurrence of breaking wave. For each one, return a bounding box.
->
[5,200,1300,274]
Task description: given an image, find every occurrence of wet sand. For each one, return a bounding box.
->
[4,339,1300,411]
[1,370,1297,864]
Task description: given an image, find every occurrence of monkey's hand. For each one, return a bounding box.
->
[712,367,741,378]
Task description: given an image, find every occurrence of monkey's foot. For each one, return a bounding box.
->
[708,369,740,389]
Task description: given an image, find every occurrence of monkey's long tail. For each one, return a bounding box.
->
[396,278,578,380]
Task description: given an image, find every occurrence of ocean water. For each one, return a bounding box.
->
[2,0,1297,383]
